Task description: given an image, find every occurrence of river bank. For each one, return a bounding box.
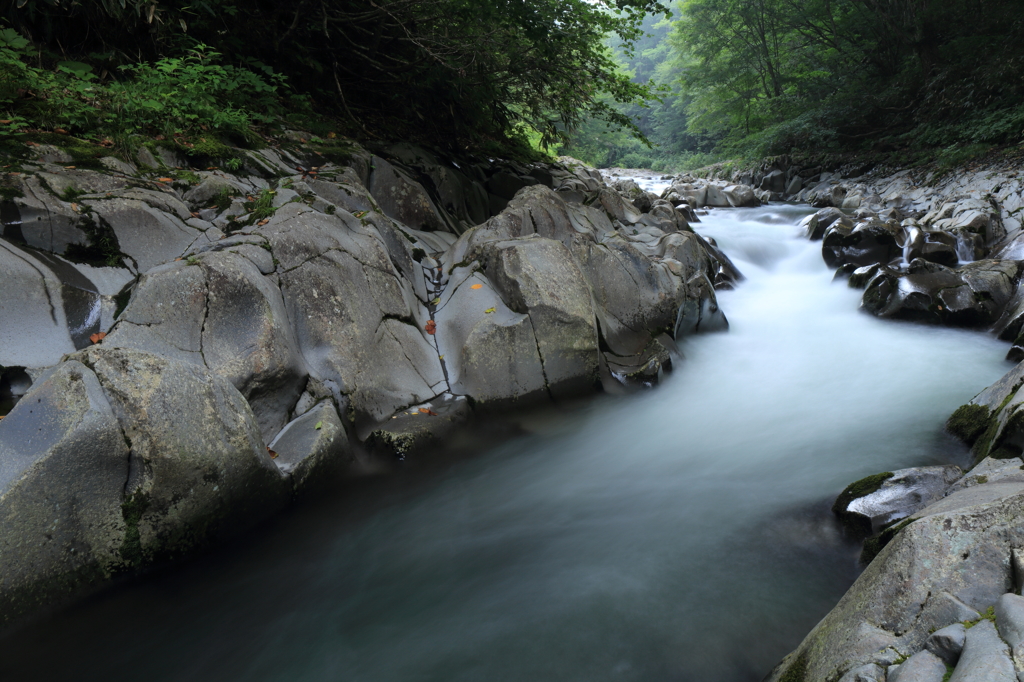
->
[0,199,1012,682]
[651,159,1024,680]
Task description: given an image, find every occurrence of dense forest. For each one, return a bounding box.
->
[565,0,1024,170]
[2,0,1023,170]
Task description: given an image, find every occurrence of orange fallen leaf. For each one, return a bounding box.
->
[25,141,38,146]
[54,128,67,134]
[158,177,173,183]
[89,332,106,344]
[418,408,438,416]
[257,219,269,226]
[190,212,200,218]
[266,447,278,459]
[0,120,11,125]
[424,320,436,335]
[70,203,79,212]
[63,166,76,169]
[470,283,483,290]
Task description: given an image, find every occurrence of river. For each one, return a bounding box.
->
[0,202,1011,682]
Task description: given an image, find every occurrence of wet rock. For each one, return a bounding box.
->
[474,236,599,399]
[766,481,1024,681]
[834,466,963,535]
[926,623,966,665]
[948,619,1015,682]
[861,259,1017,327]
[0,238,77,368]
[889,650,947,682]
[267,401,354,494]
[79,346,288,564]
[365,396,470,460]
[822,219,902,269]
[674,273,728,338]
[0,360,129,626]
[1,175,89,256]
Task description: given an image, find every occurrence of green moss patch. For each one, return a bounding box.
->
[119,490,151,567]
[946,403,991,444]
[778,651,808,682]
[861,517,914,564]
[832,471,894,515]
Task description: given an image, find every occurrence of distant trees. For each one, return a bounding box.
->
[669,0,1024,156]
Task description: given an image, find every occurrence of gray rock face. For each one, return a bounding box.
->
[434,271,547,405]
[1,175,89,255]
[861,259,1019,327]
[266,207,446,434]
[267,401,353,494]
[0,238,77,367]
[474,236,599,398]
[926,623,967,665]
[841,465,963,534]
[996,592,1024,670]
[766,485,1024,681]
[889,650,947,682]
[0,360,128,626]
[368,156,446,232]
[822,219,902,269]
[949,620,1015,682]
[79,346,288,564]
[88,195,203,272]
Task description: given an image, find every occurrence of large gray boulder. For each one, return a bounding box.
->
[995,592,1024,671]
[1,174,89,255]
[87,194,203,272]
[766,483,1024,681]
[889,650,947,682]
[0,360,129,626]
[79,346,288,564]
[861,259,1019,327]
[264,205,446,434]
[473,236,599,398]
[433,270,547,405]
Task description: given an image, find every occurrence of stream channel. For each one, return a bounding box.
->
[0,201,1014,682]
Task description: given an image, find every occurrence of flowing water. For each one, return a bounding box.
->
[0,204,1013,682]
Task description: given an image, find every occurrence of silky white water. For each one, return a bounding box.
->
[0,205,1012,682]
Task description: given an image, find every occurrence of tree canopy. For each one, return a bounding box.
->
[561,0,1024,169]
[1,0,666,153]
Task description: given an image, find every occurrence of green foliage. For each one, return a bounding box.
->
[5,0,668,153]
[113,45,284,138]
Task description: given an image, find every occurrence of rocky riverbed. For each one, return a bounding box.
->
[0,138,739,626]
[661,159,1024,681]
[5,132,1024,682]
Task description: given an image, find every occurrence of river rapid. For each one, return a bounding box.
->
[0,202,1012,682]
